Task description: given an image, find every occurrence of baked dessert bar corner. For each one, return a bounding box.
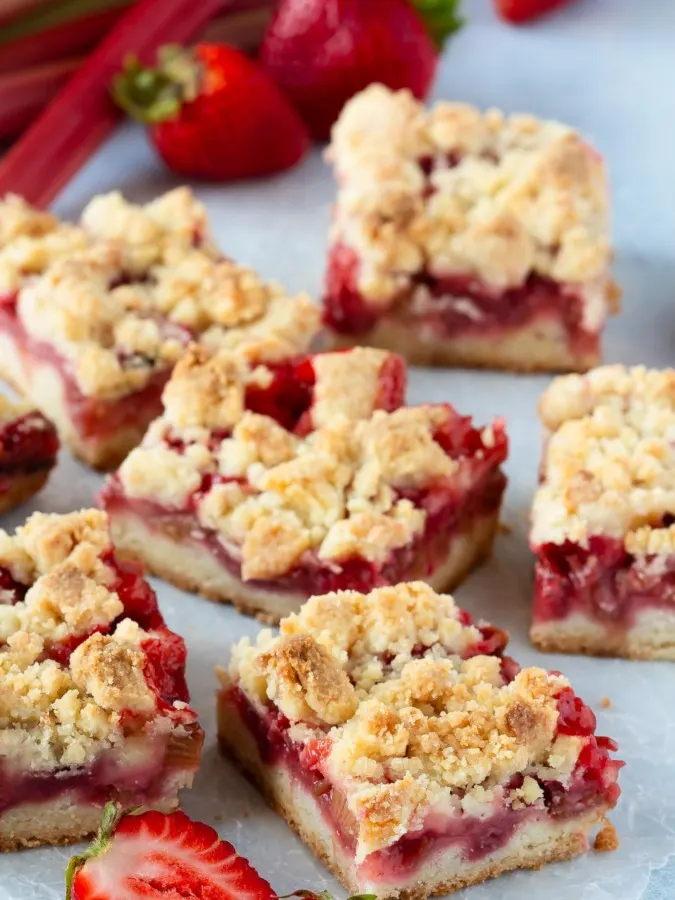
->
[323,84,620,372]
[0,395,58,515]
[100,343,507,622]
[0,188,319,470]
[218,582,622,900]
[531,364,675,659]
[0,508,203,851]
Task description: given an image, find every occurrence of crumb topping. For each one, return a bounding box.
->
[228,582,576,860]
[532,365,675,549]
[0,393,40,425]
[119,405,460,578]
[0,510,183,771]
[310,348,400,428]
[2,189,318,399]
[329,84,612,307]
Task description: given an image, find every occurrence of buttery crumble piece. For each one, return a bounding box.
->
[227,581,583,860]
[329,84,611,303]
[593,817,619,852]
[532,365,675,548]
[118,405,459,580]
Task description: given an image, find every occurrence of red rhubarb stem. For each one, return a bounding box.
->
[0,57,79,140]
[0,0,226,208]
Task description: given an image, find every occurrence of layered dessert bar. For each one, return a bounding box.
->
[218,582,622,899]
[0,189,319,469]
[323,85,619,372]
[531,365,675,659]
[100,345,507,622]
[0,395,59,514]
[0,509,203,850]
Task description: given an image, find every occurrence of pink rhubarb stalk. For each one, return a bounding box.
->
[0,58,79,140]
[0,0,226,207]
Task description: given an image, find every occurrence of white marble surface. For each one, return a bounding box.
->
[2,0,675,897]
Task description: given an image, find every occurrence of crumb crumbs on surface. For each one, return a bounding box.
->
[601,696,612,709]
[594,818,619,853]
[498,521,512,535]
[214,814,223,822]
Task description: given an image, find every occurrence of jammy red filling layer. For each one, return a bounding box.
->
[0,292,184,445]
[220,680,621,883]
[534,535,675,629]
[244,349,406,436]
[323,242,598,357]
[101,411,507,598]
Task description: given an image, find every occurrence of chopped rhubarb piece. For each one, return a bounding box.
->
[322,85,620,373]
[0,508,203,851]
[531,364,675,659]
[218,582,622,899]
[100,343,507,622]
[0,0,225,207]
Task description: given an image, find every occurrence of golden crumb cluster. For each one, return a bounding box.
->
[0,188,319,400]
[161,345,396,433]
[0,510,161,771]
[532,365,675,550]
[119,401,462,580]
[226,583,581,860]
[329,85,613,322]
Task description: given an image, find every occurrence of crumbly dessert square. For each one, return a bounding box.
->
[100,344,507,622]
[218,582,622,900]
[322,85,620,372]
[0,509,203,851]
[531,364,675,659]
[0,394,59,514]
[0,189,319,470]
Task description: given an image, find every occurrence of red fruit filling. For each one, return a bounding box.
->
[0,291,187,446]
[323,242,597,358]
[0,411,58,476]
[101,410,507,598]
[244,350,406,436]
[533,535,675,629]
[220,682,621,883]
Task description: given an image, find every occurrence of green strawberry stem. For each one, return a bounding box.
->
[112,45,201,125]
[65,802,123,900]
[410,0,463,49]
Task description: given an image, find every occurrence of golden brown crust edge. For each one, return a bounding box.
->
[530,624,675,661]
[0,469,52,515]
[326,321,600,373]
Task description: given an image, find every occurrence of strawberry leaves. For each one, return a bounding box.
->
[65,803,123,900]
[411,0,463,48]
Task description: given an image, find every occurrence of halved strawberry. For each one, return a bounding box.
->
[66,805,278,900]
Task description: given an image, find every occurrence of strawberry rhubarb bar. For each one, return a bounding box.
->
[532,365,675,659]
[100,344,507,622]
[0,509,203,850]
[218,582,622,899]
[0,189,319,469]
[323,85,619,372]
[0,395,59,514]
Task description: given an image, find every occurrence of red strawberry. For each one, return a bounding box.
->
[494,0,577,23]
[66,805,278,900]
[259,0,463,142]
[113,44,310,180]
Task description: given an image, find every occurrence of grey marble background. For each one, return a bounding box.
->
[2,0,675,897]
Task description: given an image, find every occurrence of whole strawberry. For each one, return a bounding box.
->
[259,0,463,142]
[113,44,310,180]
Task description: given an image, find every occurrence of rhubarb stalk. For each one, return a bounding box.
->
[0,0,226,207]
